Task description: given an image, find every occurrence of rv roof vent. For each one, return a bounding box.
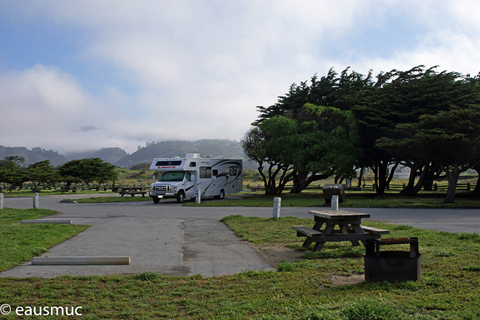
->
[186,153,200,158]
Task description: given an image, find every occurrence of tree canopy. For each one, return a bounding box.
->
[244,65,480,202]
[0,157,119,190]
[243,103,361,194]
[58,158,118,186]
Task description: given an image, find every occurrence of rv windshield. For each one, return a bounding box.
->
[160,171,185,182]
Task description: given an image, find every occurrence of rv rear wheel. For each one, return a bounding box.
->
[177,191,185,203]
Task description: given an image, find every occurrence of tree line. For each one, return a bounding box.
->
[0,156,117,191]
[242,65,480,203]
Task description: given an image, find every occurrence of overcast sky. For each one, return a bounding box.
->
[1,1,479,154]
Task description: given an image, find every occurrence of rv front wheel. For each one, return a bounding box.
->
[218,189,225,199]
[152,197,160,204]
[177,191,185,203]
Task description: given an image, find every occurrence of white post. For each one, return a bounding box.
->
[0,193,4,210]
[33,193,40,208]
[273,197,281,218]
[331,195,339,211]
[196,189,201,204]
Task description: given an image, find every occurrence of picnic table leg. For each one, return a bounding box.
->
[344,224,361,246]
[302,238,313,247]
[350,224,368,246]
[312,224,335,252]
[302,220,325,248]
[313,241,326,251]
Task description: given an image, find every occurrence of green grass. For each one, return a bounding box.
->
[2,189,115,197]
[0,208,89,272]
[73,196,152,203]
[185,191,480,208]
[1,212,479,318]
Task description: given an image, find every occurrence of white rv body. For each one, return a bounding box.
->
[149,153,243,203]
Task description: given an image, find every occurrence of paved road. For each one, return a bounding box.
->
[1,195,479,278]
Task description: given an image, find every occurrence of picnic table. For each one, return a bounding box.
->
[118,187,147,197]
[292,210,390,252]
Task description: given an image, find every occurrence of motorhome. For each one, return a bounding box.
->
[149,153,243,203]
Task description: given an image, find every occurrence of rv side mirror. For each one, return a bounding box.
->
[191,175,195,181]
[152,174,156,182]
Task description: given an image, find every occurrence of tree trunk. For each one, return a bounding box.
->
[376,161,388,195]
[374,161,398,195]
[357,167,364,188]
[444,169,460,203]
[290,171,331,194]
[401,160,427,196]
[260,163,294,195]
[290,171,309,194]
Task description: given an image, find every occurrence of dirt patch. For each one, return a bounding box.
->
[250,243,364,287]
[253,244,305,266]
[327,274,364,286]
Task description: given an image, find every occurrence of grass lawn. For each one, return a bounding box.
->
[72,195,152,203]
[185,191,480,208]
[0,208,89,272]
[65,190,480,208]
[0,209,479,319]
[2,189,115,197]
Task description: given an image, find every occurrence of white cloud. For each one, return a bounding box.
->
[1,0,480,155]
[0,65,142,153]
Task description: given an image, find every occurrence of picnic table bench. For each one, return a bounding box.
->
[60,186,77,193]
[293,210,390,252]
[118,187,147,197]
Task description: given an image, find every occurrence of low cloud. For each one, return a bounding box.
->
[80,126,99,132]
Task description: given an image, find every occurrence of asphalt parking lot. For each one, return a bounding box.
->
[1,195,479,278]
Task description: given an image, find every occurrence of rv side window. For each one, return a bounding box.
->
[229,166,238,176]
[200,167,211,179]
[189,161,196,167]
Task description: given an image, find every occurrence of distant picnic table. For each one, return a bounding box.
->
[118,187,147,197]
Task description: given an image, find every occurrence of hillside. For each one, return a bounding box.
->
[115,139,245,167]
[0,145,67,167]
[65,147,128,164]
[0,140,250,168]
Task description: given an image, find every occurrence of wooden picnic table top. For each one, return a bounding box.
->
[308,210,371,220]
